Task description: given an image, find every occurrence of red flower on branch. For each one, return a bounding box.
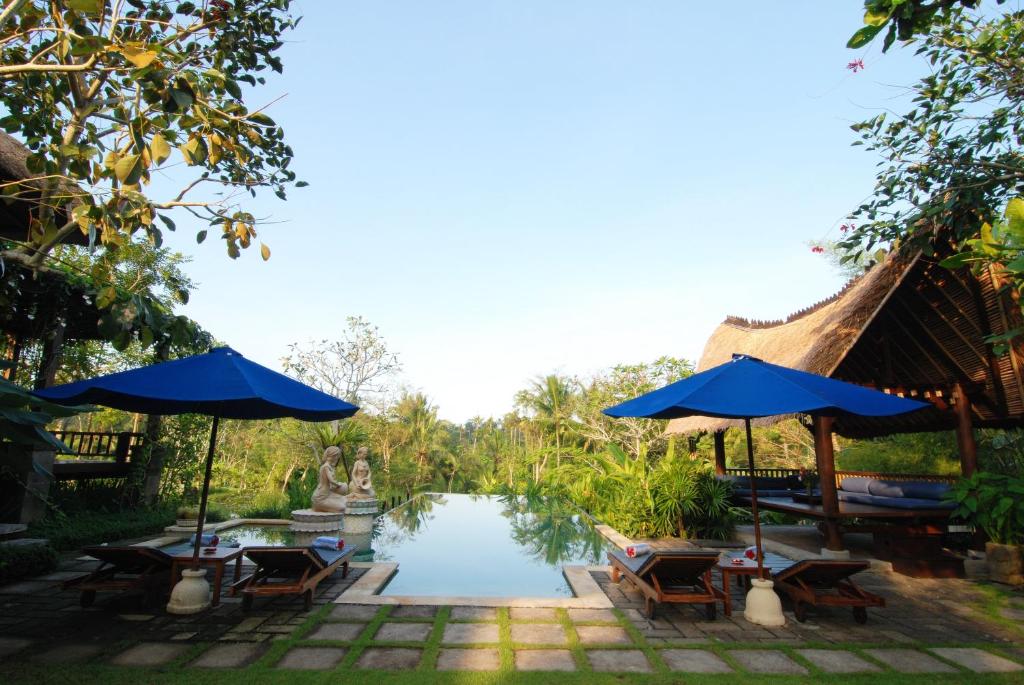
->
[811,246,825,254]
[847,59,865,73]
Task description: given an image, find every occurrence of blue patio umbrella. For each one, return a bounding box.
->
[35,347,359,566]
[603,354,928,577]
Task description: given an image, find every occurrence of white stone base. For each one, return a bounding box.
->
[744,578,786,626]
[342,511,377,535]
[290,508,343,533]
[820,547,852,560]
[166,569,210,614]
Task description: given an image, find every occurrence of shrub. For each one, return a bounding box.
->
[28,506,176,551]
[237,492,290,519]
[948,471,1024,546]
[0,542,58,585]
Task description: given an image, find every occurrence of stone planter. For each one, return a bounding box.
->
[176,518,199,529]
[986,542,1023,585]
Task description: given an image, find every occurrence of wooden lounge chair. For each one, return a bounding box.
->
[64,545,174,608]
[608,548,724,619]
[772,559,885,624]
[232,545,355,610]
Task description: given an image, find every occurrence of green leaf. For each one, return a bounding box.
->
[179,137,207,165]
[113,153,143,185]
[95,286,117,309]
[169,87,194,111]
[158,214,176,232]
[939,253,972,269]
[150,133,171,165]
[225,79,242,99]
[847,24,883,49]
[119,43,159,69]
[1005,197,1024,234]
[196,229,208,244]
[260,243,271,261]
[864,7,892,27]
[67,0,103,15]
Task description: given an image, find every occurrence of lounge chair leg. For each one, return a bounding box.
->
[80,590,96,608]
[303,589,313,611]
[794,602,807,623]
[242,594,253,611]
[853,606,867,624]
[705,602,716,620]
[644,597,655,619]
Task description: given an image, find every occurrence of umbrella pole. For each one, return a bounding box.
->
[191,414,220,568]
[744,418,766,580]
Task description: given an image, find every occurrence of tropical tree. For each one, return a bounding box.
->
[515,374,577,470]
[394,392,443,475]
[0,0,301,342]
[282,316,401,408]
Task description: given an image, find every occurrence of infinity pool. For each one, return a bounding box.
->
[215,493,611,598]
[375,493,610,597]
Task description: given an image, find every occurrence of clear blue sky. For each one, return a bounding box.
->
[159,2,931,421]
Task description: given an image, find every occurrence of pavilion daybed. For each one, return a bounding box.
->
[232,545,355,610]
[64,545,174,608]
[608,548,724,619]
[772,559,885,624]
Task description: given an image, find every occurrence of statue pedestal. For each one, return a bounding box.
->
[290,509,343,534]
[342,499,378,556]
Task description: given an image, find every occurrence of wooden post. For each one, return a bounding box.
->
[953,382,978,477]
[813,415,844,552]
[33,319,66,389]
[713,430,727,476]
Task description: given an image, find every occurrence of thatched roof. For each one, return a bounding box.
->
[667,250,1024,438]
[0,131,86,247]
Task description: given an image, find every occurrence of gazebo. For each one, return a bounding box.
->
[668,250,1024,572]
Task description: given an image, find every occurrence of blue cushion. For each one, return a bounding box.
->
[839,477,874,494]
[867,479,951,500]
[838,491,956,510]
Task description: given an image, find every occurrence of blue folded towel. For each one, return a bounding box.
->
[189,533,219,546]
[313,536,344,550]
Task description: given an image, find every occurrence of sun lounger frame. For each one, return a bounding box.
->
[232,546,354,611]
[608,549,724,619]
[63,545,173,608]
[772,559,885,624]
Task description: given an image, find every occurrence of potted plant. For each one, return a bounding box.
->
[176,505,201,528]
[947,472,1024,585]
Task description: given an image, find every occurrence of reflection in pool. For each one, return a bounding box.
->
[373,493,610,597]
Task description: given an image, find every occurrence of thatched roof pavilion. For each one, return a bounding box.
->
[668,251,1024,441]
[665,249,1024,562]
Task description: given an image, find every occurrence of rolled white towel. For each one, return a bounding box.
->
[625,543,651,558]
[189,533,219,547]
[313,536,345,550]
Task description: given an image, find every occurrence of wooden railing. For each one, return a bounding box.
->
[51,431,145,479]
[723,467,958,486]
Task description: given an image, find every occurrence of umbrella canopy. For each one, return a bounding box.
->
[34,346,357,421]
[35,346,359,570]
[604,354,928,421]
[603,354,928,578]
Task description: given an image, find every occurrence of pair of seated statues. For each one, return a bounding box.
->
[311,445,376,513]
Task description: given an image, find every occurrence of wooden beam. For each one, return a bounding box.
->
[813,415,844,552]
[982,265,1024,408]
[907,284,990,368]
[953,382,978,477]
[891,301,978,386]
[713,430,727,476]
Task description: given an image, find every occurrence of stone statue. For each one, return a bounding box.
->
[347,446,376,500]
[311,446,349,512]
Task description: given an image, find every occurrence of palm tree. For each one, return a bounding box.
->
[395,392,443,474]
[516,374,577,471]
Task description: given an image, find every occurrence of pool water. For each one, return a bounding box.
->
[374,493,609,597]
[214,493,611,598]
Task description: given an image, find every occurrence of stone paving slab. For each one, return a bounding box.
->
[929,647,1024,673]
[190,643,266,668]
[796,649,881,673]
[28,642,103,664]
[567,608,618,623]
[276,646,346,670]
[355,647,422,670]
[587,649,652,673]
[110,642,189,667]
[450,606,497,621]
[865,648,957,673]
[389,606,437,619]
[436,648,500,671]
[441,622,500,644]
[374,622,432,642]
[660,649,733,673]
[0,637,32,658]
[510,623,566,644]
[575,625,633,645]
[307,622,366,641]
[515,649,576,671]
[329,604,380,621]
[510,607,557,621]
[729,649,809,675]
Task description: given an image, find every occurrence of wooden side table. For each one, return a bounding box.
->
[165,546,245,607]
